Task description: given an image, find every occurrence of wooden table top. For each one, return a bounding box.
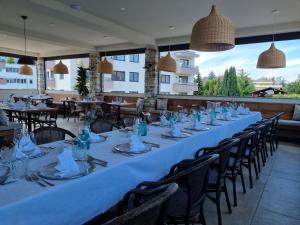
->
[107,102,135,107]
[2,107,57,113]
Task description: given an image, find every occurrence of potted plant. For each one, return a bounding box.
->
[75,66,89,99]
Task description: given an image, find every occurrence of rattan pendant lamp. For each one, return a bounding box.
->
[157,27,176,73]
[53,60,69,74]
[18,16,34,75]
[256,10,286,69]
[190,4,235,52]
[97,56,113,74]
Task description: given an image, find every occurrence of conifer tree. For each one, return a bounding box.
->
[75,66,89,97]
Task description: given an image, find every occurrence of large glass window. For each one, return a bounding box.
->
[0,55,37,89]
[102,53,145,93]
[129,72,139,82]
[45,57,89,91]
[159,39,300,98]
[112,71,125,81]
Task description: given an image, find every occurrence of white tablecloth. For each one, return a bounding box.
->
[0,112,261,225]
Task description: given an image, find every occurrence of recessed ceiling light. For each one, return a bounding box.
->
[121,7,126,11]
[49,23,55,27]
[169,26,175,30]
[103,35,109,38]
[272,9,280,14]
[70,4,81,10]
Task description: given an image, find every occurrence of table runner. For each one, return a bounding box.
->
[0,112,261,225]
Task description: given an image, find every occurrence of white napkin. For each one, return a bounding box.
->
[169,123,182,137]
[221,111,231,120]
[36,102,47,109]
[89,132,104,143]
[123,100,128,103]
[160,115,168,126]
[15,135,41,159]
[193,117,202,129]
[13,101,25,110]
[230,108,238,117]
[55,148,79,177]
[129,134,145,152]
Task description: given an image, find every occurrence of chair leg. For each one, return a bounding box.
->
[256,152,261,172]
[199,204,206,225]
[224,180,232,214]
[216,191,222,225]
[247,159,253,189]
[240,166,246,194]
[232,175,237,207]
[269,141,273,156]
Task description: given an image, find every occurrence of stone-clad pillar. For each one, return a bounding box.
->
[144,48,159,111]
[89,52,100,96]
[37,57,45,94]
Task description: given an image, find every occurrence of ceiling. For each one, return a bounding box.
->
[0,0,299,57]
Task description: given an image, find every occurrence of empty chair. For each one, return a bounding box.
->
[103,183,178,225]
[100,103,117,120]
[226,131,256,206]
[90,119,118,134]
[67,101,83,122]
[196,138,239,225]
[33,127,76,145]
[121,117,135,128]
[134,154,219,225]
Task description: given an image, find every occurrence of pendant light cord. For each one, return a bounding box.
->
[21,16,28,56]
[272,9,279,43]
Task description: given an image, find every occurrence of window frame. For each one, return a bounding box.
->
[112,55,126,61]
[160,74,171,84]
[129,72,139,82]
[129,54,139,63]
[112,70,126,81]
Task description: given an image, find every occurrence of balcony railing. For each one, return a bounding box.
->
[173,83,198,93]
[176,66,199,75]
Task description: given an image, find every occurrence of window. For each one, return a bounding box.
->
[179,76,188,84]
[112,71,125,81]
[129,72,139,82]
[29,79,33,84]
[179,59,190,68]
[5,67,19,73]
[45,57,89,91]
[161,74,170,84]
[129,54,139,63]
[112,55,125,61]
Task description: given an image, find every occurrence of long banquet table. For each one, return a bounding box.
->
[0,112,261,225]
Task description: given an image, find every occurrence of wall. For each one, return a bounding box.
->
[0,89,38,101]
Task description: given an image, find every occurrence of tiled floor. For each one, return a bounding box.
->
[57,117,300,225]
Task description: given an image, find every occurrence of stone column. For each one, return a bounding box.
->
[88,52,100,96]
[37,57,45,94]
[144,48,159,111]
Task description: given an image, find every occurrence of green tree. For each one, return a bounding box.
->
[6,57,15,64]
[193,73,203,95]
[285,81,300,94]
[237,69,255,96]
[208,71,216,80]
[75,66,89,97]
[221,66,239,96]
[204,79,221,96]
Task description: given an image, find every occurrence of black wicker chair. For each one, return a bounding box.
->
[103,183,178,225]
[100,103,117,120]
[133,154,219,225]
[195,138,239,225]
[67,101,83,122]
[90,119,119,134]
[33,127,76,145]
[121,117,135,128]
[225,131,256,206]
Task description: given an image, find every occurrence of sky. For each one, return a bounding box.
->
[194,39,300,82]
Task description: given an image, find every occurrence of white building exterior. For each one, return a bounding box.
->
[0,56,37,89]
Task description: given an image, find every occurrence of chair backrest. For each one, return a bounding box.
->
[101,103,112,114]
[122,117,135,128]
[90,119,115,134]
[67,101,76,111]
[33,127,76,145]
[136,98,145,113]
[103,183,178,225]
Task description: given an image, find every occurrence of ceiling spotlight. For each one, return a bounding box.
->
[121,7,126,11]
[49,23,55,27]
[169,26,175,30]
[70,4,81,10]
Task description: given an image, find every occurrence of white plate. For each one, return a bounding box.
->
[185,126,210,131]
[161,132,191,138]
[113,143,152,154]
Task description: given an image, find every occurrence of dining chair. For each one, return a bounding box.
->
[195,138,239,225]
[134,154,219,225]
[90,119,119,134]
[100,103,117,120]
[225,131,256,206]
[67,101,83,122]
[121,117,135,128]
[33,127,76,145]
[103,183,178,225]
[32,111,58,129]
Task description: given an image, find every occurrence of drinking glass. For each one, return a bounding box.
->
[11,159,27,179]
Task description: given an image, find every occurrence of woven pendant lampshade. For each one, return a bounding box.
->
[257,43,286,68]
[19,65,32,75]
[157,52,176,73]
[190,5,235,52]
[53,60,69,74]
[97,57,113,74]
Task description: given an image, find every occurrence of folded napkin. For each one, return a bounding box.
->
[36,102,47,109]
[55,148,79,177]
[129,134,145,152]
[193,117,202,129]
[160,115,168,126]
[15,135,41,159]
[123,100,128,103]
[230,108,238,117]
[221,111,231,120]
[13,101,25,110]
[169,123,182,137]
[89,132,104,143]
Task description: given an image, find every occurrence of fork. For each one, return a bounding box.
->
[31,173,54,186]
[25,175,46,187]
[87,155,108,167]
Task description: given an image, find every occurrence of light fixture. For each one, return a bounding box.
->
[257,10,286,69]
[190,5,235,52]
[157,26,177,73]
[97,57,113,74]
[18,16,35,66]
[53,60,69,74]
[19,65,33,75]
